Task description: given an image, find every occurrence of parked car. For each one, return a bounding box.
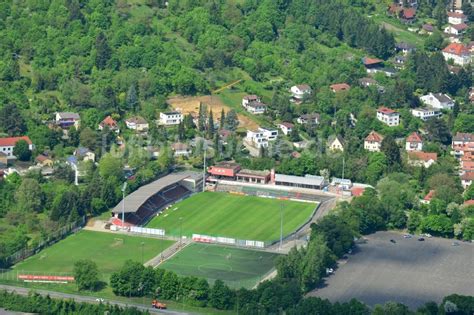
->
[418,237,425,241]
[452,242,460,246]
[390,239,396,243]
[403,234,412,239]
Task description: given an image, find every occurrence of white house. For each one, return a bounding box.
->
[406,132,423,151]
[444,23,468,36]
[0,136,34,158]
[377,107,400,126]
[55,112,80,129]
[125,116,149,131]
[159,111,183,126]
[420,93,454,110]
[448,11,468,25]
[245,128,278,148]
[246,101,267,114]
[411,108,442,121]
[290,84,312,103]
[408,151,437,168]
[364,131,384,152]
[242,95,260,107]
[442,43,471,66]
[297,113,320,125]
[328,135,344,152]
[279,122,294,136]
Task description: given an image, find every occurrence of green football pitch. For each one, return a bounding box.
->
[160,243,280,289]
[146,192,317,242]
[9,231,174,278]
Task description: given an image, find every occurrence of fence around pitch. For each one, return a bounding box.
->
[2,216,86,268]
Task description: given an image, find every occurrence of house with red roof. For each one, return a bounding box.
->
[0,136,33,158]
[98,115,120,133]
[362,57,384,74]
[406,132,423,151]
[388,4,416,23]
[330,83,351,93]
[376,107,400,126]
[364,131,384,152]
[421,190,435,204]
[408,151,437,168]
[463,200,474,207]
[442,43,471,66]
[290,84,312,103]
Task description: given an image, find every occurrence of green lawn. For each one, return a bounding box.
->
[9,231,174,278]
[146,192,316,242]
[160,243,280,289]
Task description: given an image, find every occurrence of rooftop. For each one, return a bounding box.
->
[275,173,325,186]
[408,151,438,162]
[442,43,470,56]
[365,131,384,142]
[407,132,422,143]
[0,136,32,147]
[330,83,351,92]
[377,107,398,115]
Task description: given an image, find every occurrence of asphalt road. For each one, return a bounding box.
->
[0,284,192,315]
[309,231,474,309]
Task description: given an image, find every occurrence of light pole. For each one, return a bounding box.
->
[179,217,183,247]
[279,203,283,251]
[121,182,128,228]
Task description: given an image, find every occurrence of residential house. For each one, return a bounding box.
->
[364,131,384,152]
[362,57,384,74]
[55,112,80,129]
[297,113,320,125]
[444,23,468,37]
[125,116,149,131]
[358,77,377,87]
[422,24,434,34]
[460,159,474,174]
[35,154,54,167]
[377,107,400,126]
[242,95,261,107]
[98,116,120,133]
[279,122,294,136]
[461,172,474,189]
[452,132,474,159]
[408,151,437,168]
[293,140,309,149]
[448,11,467,25]
[442,43,471,66]
[245,128,278,149]
[395,42,416,55]
[159,111,183,125]
[330,83,351,93]
[290,84,312,103]
[245,101,267,114]
[421,190,435,204]
[406,132,423,151]
[0,136,34,158]
[411,107,442,121]
[420,93,455,110]
[171,142,191,157]
[74,147,95,162]
[328,135,344,152]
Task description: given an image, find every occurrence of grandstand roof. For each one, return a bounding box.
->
[112,173,191,214]
[274,174,325,187]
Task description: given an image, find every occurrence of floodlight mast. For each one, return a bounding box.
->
[121,182,127,228]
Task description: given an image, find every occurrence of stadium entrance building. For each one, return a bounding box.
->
[236,169,271,184]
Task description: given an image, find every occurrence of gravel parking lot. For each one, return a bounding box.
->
[309,231,474,309]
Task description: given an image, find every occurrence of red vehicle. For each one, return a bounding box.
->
[152,300,167,309]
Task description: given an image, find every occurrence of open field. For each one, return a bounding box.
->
[8,231,174,278]
[310,231,474,309]
[167,95,259,129]
[146,192,317,242]
[160,243,280,288]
